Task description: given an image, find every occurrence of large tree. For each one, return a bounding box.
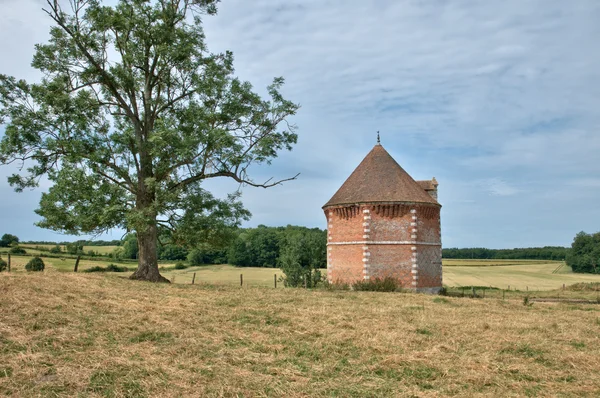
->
[566,231,600,274]
[0,0,299,282]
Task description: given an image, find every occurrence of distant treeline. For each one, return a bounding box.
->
[14,231,574,264]
[23,239,122,246]
[442,247,569,261]
[228,225,326,268]
[109,225,327,268]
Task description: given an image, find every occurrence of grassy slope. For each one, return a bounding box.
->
[1,273,600,397]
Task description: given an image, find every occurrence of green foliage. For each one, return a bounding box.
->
[83,264,128,273]
[9,246,26,255]
[0,0,298,281]
[65,242,83,255]
[174,262,188,270]
[228,225,326,269]
[0,258,6,272]
[25,257,45,272]
[49,245,62,254]
[443,246,569,260]
[121,234,138,260]
[279,230,324,288]
[159,245,188,261]
[352,277,401,292]
[187,247,227,266]
[0,234,19,247]
[566,231,600,274]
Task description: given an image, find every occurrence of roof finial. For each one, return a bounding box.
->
[377,131,380,145]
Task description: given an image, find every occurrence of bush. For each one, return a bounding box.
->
[49,245,62,254]
[174,262,188,270]
[352,277,401,292]
[83,266,105,273]
[25,257,45,272]
[0,258,6,272]
[83,264,129,273]
[9,246,26,255]
[106,264,128,272]
[321,278,350,291]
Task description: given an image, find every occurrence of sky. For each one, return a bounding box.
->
[0,0,599,248]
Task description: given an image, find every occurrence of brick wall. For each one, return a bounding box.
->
[325,203,442,292]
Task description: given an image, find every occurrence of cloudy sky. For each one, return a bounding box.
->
[1,0,599,248]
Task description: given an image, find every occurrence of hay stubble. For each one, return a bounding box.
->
[1,273,599,397]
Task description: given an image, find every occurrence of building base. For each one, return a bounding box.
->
[412,286,443,295]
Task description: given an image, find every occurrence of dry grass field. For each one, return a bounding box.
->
[3,254,600,292]
[1,272,600,397]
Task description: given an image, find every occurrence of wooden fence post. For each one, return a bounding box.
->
[73,255,81,272]
[7,254,11,272]
[240,274,243,287]
[192,272,196,285]
[274,274,277,288]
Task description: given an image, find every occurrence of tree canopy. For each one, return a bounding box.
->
[0,234,19,248]
[0,0,299,282]
[566,231,600,274]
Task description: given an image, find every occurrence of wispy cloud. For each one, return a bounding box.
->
[1,0,599,247]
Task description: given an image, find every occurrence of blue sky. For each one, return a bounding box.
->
[1,0,599,248]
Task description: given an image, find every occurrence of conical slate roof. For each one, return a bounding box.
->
[323,144,439,207]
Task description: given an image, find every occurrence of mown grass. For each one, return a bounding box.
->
[1,273,600,397]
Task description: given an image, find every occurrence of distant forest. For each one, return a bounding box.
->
[442,247,568,261]
[23,240,122,246]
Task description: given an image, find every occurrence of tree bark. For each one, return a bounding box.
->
[129,222,170,283]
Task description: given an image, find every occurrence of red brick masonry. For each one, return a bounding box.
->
[325,203,442,293]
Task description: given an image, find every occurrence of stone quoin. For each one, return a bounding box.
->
[322,141,442,293]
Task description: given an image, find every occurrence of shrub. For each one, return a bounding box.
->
[0,258,6,272]
[83,266,105,273]
[106,264,128,272]
[25,257,45,272]
[352,277,401,292]
[279,232,323,288]
[321,278,350,291]
[83,264,128,273]
[174,262,188,270]
[49,245,62,254]
[9,246,26,255]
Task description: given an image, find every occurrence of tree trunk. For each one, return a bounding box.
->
[129,223,170,283]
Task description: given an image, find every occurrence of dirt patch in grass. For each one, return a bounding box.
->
[1,273,599,397]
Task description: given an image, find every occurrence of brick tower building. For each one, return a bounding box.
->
[322,142,442,293]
